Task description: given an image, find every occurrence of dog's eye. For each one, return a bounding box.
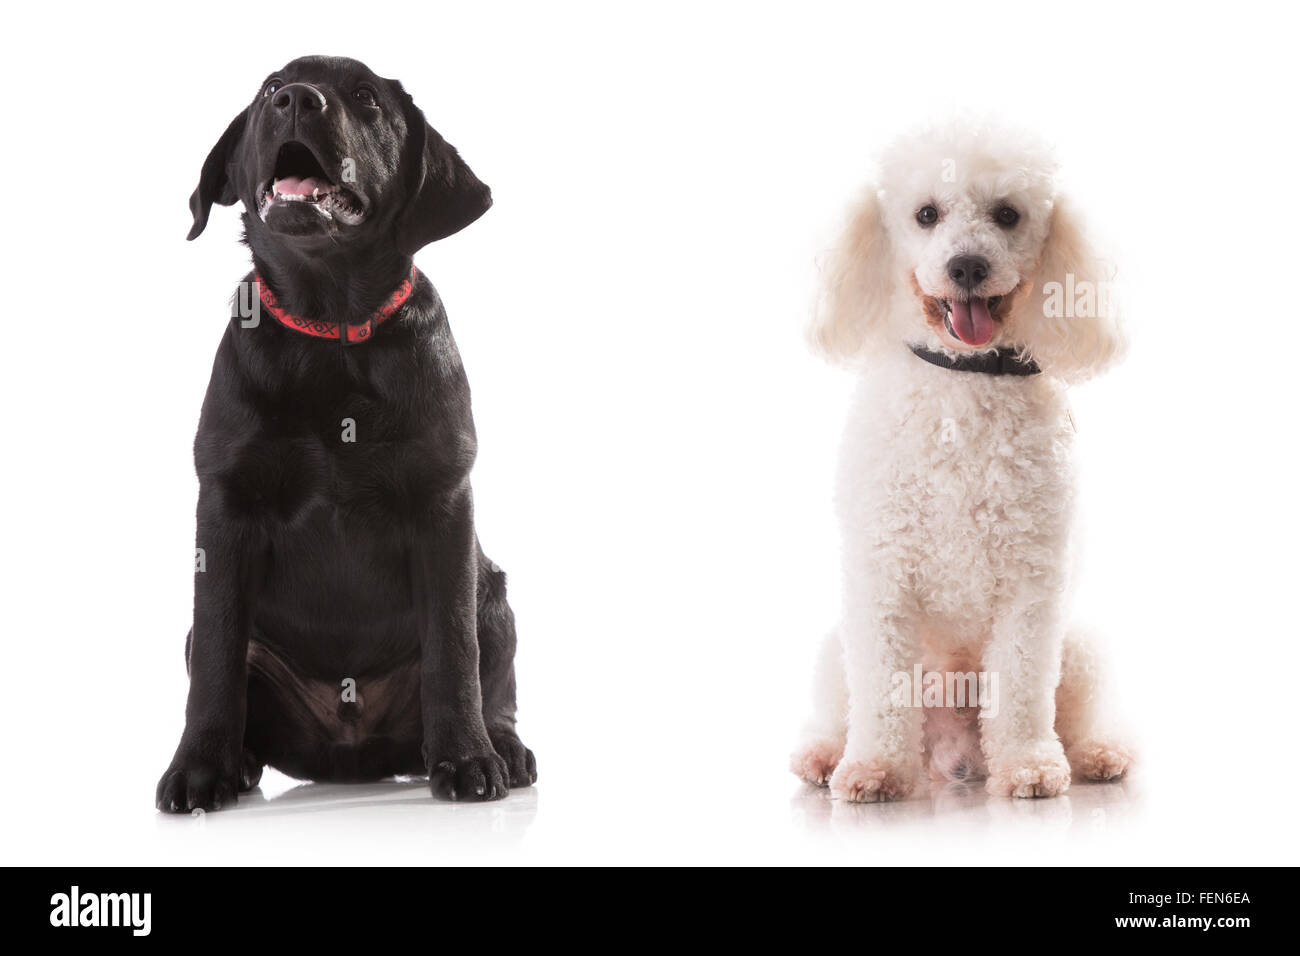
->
[994,205,1020,227]
[353,87,377,106]
[915,205,939,227]
[263,79,282,97]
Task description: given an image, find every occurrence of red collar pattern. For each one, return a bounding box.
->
[255,267,418,345]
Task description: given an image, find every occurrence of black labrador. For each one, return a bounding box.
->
[157,55,534,811]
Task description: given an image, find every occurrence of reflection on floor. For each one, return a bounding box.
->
[791,776,1138,837]
[142,767,1140,864]
[153,773,542,857]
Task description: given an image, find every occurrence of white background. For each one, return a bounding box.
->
[2,0,1297,865]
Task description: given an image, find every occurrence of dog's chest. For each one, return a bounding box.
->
[839,365,1075,617]
[201,386,472,666]
[200,341,472,528]
[204,418,459,525]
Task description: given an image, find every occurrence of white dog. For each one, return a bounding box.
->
[793,123,1132,801]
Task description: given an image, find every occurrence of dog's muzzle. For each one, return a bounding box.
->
[257,141,366,225]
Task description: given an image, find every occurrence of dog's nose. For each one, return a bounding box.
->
[947,255,989,290]
[271,83,327,117]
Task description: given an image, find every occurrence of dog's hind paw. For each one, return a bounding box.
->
[1067,738,1133,782]
[239,749,264,792]
[488,729,537,789]
[829,757,916,803]
[986,753,1072,798]
[791,737,844,787]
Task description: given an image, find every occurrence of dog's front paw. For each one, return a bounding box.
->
[428,751,510,802]
[986,751,1072,798]
[1067,737,1133,782]
[791,737,844,787]
[156,759,240,813]
[829,756,917,803]
[487,729,537,789]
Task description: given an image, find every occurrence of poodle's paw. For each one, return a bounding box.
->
[791,737,844,787]
[986,751,1072,799]
[829,756,917,803]
[1067,737,1133,782]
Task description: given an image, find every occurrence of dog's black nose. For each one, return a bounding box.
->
[947,255,989,290]
[271,82,327,116]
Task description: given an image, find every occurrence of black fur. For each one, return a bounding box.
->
[156,56,534,812]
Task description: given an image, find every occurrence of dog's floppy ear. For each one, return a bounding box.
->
[187,109,248,241]
[394,95,492,255]
[809,186,893,363]
[1017,194,1125,382]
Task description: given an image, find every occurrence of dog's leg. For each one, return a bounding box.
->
[178,630,263,791]
[413,491,510,801]
[791,628,847,786]
[1055,627,1133,782]
[475,545,536,789]
[980,595,1072,798]
[156,507,264,812]
[830,575,923,802]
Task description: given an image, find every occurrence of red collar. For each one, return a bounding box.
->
[255,267,418,345]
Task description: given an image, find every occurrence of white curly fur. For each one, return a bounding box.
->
[793,122,1132,801]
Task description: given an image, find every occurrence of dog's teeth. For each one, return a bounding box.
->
[312,188,319,200]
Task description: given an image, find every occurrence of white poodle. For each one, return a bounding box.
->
[793,122,1132,801]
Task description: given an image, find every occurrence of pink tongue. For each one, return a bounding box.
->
[275,176,332,196]
[948,298,994,346]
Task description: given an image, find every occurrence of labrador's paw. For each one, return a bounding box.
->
[238,749,264,792]
[829,756,917,803]
[156,760,240,813]
[488,729,537,789]
[428,751,510,802]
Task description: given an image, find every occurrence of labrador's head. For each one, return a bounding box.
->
[187,55,491,257]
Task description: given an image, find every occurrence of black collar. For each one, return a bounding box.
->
[909,344,1041,376]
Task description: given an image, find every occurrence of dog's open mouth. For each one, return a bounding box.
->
[939,296,1002,347]
[258,142,366,226]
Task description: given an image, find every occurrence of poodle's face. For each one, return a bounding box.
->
[878,132,1055,350]
[812,124,1124,382]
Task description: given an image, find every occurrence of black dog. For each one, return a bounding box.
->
[157,56,534,811]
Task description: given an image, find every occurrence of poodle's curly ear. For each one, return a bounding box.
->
[1019,194,1126,382]
[808,187,893,363]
